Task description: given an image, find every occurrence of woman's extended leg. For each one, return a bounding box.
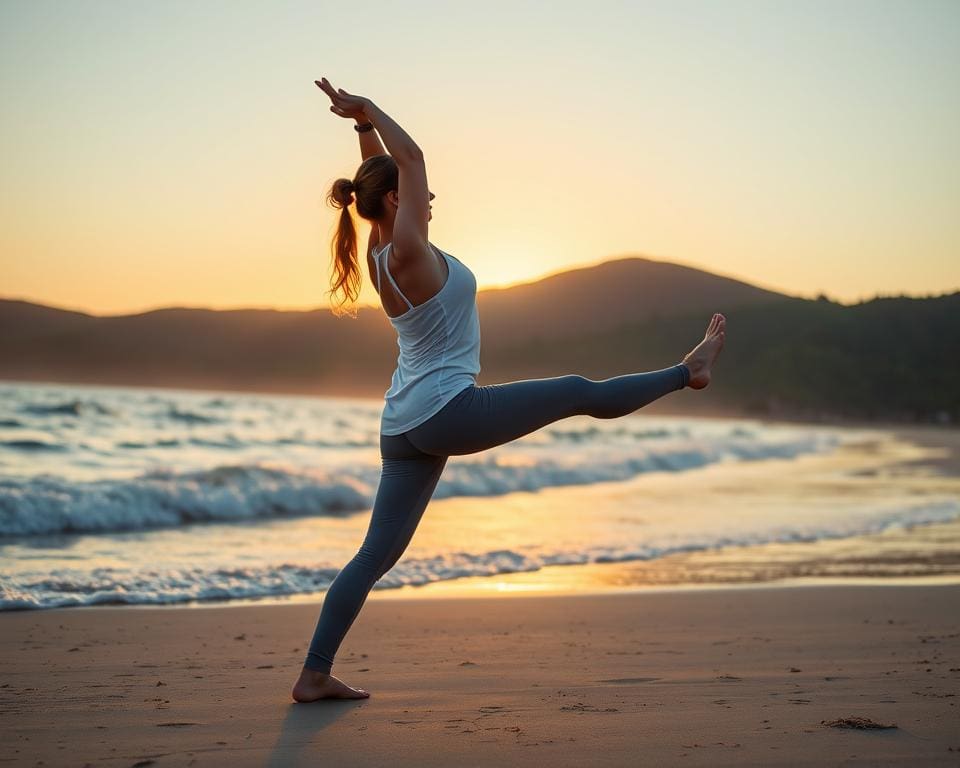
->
[406,364,688,457]
[407,312,726,457]
[292,433,447,702]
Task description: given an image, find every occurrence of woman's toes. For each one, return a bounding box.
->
[330,677,369,699]
[336,687,369,700]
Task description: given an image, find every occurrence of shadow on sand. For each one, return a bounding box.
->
[266,698,366,766]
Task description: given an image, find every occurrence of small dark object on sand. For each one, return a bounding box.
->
[821,716,897,730]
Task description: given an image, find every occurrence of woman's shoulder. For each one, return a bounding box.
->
[391,238,436,266]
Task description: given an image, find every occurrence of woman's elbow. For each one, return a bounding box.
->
[394,146,424,165]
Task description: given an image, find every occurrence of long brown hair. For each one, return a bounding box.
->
[326,154,399,318]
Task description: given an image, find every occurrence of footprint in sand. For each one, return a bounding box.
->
[560,702,620,712]
[479,705,517,714]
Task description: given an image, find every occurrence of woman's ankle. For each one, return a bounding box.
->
[301,665,331,679]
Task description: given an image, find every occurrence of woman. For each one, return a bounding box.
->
[293,77,726,702]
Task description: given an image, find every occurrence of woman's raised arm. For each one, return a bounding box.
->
[361,100,430,257]
[316,78,431,256]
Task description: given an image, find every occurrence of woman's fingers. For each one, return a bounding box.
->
[315,77,368,120]
[315,78,360,102]
[337,86,363,102]
[316,79,354,108]
[318,83,349,110]
[316,77,339,99]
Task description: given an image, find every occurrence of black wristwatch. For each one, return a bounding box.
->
[354,121,374,133]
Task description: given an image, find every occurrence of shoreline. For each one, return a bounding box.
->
[38,572,960,614]
[3,419,958,614]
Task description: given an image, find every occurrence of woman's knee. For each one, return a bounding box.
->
[564,374,594,392]
[574,375,632,419]
[351,538,406,582]
[562,374,602,416]
[348,542,385,578]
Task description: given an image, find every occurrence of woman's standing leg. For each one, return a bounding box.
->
[407,364,689,457]
[293,433,447,701]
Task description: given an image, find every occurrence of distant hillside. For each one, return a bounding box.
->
[477,256,788,343]
[1,257,957,425]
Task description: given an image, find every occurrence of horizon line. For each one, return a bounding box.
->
[3,252,957,318]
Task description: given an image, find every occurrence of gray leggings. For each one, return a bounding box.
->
[304,363,690,673]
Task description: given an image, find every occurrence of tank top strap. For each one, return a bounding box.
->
[373,247,383,295]
[374,244,414,311]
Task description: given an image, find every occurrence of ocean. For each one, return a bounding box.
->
[1,380,958,610]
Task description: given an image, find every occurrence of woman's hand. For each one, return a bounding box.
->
[315,77,371,121]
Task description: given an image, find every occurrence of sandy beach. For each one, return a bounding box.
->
[1,582,957,766]
[2,423,959,767]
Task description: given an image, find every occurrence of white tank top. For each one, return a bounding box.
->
[373,241,481,435]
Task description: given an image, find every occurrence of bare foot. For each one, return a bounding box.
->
[681,313,726,390]
[291,667,370,702]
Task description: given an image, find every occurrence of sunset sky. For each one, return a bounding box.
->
[1,0,957,315]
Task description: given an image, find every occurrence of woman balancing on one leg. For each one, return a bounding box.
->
[293,78,726,703]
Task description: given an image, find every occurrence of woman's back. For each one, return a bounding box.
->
[372,241,481,435]
[374,242,448,318]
